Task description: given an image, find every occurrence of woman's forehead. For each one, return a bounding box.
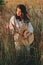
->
[16,8,21,11]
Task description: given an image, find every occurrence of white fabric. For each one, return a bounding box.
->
[9,15,34,51]
[9,16,15,30]
[27,22,34,33]
[9,15,34,33]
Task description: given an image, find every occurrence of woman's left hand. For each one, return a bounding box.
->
[24,31,31,39]
[23,31,28,39]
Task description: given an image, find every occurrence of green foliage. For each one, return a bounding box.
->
[38,22,42,32]
[0,0,4,5]
[0,38,5,65]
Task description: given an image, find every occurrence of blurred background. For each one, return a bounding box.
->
[0,0,43,65]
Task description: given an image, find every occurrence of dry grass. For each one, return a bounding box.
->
[0,0,43,65]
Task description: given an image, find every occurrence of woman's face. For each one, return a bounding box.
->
[16,8,22,17]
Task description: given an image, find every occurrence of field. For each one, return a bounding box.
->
[0,0,43,65]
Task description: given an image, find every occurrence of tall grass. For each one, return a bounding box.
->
[0,4,43,65]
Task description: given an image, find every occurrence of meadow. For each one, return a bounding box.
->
[0,0,43,65]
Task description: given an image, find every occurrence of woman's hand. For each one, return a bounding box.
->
[24,31,31,39]
[23,31,28,39]
[18,29,22,35]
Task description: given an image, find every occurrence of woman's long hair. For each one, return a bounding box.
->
[15,4,30,23]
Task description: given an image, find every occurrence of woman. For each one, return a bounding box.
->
[5,4,34,65]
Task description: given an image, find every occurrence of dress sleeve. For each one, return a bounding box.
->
[27,22,34,33]
[9,16,15,33]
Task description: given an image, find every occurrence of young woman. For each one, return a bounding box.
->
[5,4,34,65]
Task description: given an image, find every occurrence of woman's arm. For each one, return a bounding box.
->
[24,22,34,38]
